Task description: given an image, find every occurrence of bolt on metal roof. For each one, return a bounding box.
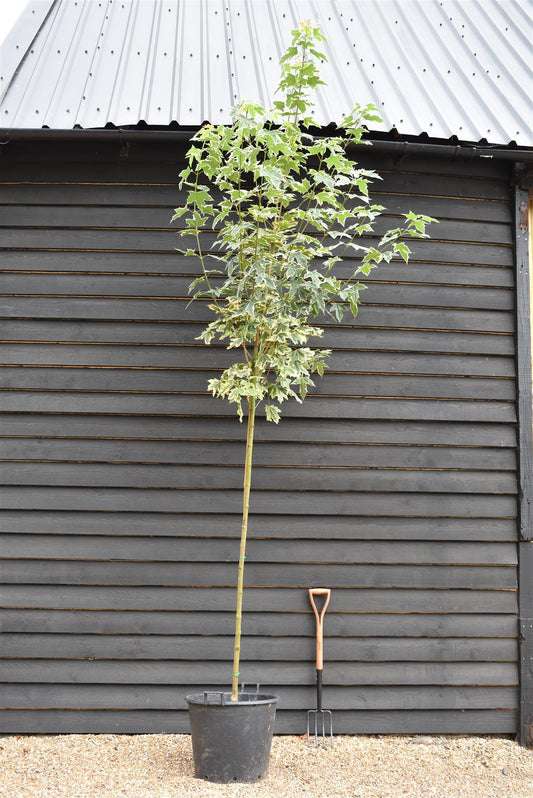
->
[1,0,531,146]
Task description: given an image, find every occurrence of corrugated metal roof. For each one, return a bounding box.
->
[1,0,531,146]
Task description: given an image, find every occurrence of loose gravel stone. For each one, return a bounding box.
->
[1,734,532,798]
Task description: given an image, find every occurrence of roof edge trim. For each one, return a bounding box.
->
[1,127,532,163]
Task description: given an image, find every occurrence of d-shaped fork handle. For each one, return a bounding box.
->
[309,588,331,670]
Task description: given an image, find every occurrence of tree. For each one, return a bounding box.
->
[173,21,435,702]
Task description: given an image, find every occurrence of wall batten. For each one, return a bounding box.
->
[515,174,533,746]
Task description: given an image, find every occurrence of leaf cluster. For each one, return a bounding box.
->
[173,21,436,421]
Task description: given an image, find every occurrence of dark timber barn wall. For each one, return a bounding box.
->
[0,137,519,735]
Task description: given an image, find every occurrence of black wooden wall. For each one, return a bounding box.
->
[0,137,519,734]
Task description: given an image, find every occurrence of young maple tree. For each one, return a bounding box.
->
[173,22,435,701]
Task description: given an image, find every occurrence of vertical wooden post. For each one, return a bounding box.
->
[515,170,532,747]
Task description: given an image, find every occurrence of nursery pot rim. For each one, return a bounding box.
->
[186,691,279,707]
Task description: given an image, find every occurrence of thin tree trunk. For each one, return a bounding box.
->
[231,397,256,701]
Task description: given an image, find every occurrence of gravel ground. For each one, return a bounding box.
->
[1,734,532,798]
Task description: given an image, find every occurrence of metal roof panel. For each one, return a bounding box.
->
[1,0,531,146]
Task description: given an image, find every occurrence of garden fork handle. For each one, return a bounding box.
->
[309,588,331,671]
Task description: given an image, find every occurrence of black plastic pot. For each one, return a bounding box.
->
[186,691,279,783]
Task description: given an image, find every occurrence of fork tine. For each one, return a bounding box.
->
[306,709,334,748]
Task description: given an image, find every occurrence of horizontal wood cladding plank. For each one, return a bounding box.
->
[0,398,516,429]
[0,609,517,638]
[0,381,517,408]
[0,184,512,224]
[0,633,517,661]
[169,257,517,291]
[0,184,170,206]
[0,396,516,424]
[371,167,512,197]
[0,658,517,686]
[0,560,517,589]
[1,377,517,409]
[0,158,511,196]
[1,684,518,712]
[0,188,512,223]
[1,585,517,613]
[2,414,517,446]
[0,230,513,268]
[1,347,517,384]
[188,216,509,247]
[0,372,517,400]
[0,206,513,246]
[0,298,515,333]
[0,321,516,358]
[2,343,508,382]
[1,400,516,427]
[0,708,519,735]
[1,462,518,495]
[0,255,515,296]
[2,200,511,238]
[348,191,510,223]
[0,487,518,516]
[0,273,515,311]
[0,206,511,247]
[1,344,515,377]
[0,511,517,541]
[180,233,516,268]
[1,535,517,566]
[0,322,516,356]
[0,438,517,471]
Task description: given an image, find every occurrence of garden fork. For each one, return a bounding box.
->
[306,587,333,748]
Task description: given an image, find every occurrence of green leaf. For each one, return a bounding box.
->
[265,405,281,424]
[349,297,359,318]
[394,242,410,263]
